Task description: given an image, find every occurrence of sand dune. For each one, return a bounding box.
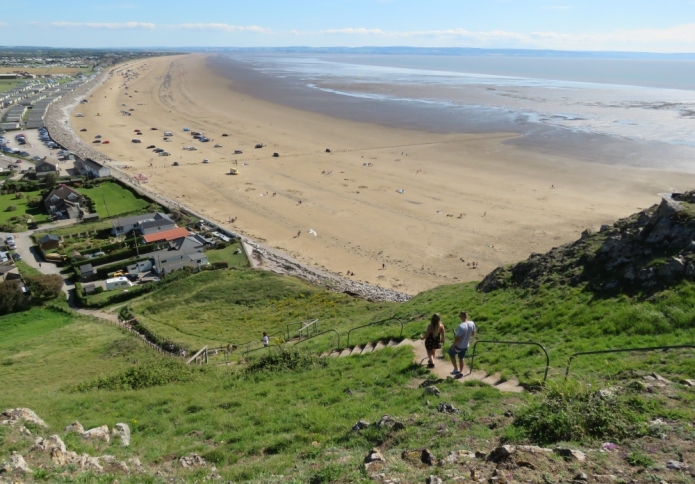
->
[71,54,695,294]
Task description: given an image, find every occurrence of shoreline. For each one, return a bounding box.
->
[58,54,695,294]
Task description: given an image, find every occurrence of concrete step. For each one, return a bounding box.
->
[495,379,524,393]
[360,343,375,355]
[329,350,341,357]
[349,345,364,356]
[387,339,399,347]
[373,341,386,352]
[458,370,488,382]
[319,351,330,358]
[481,372,502,385]
[338,347,352,358]
[397,338,415,347]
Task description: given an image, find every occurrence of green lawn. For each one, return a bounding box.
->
[80,181,151,218]
[0,80,22,93]
[0,189,49,224]
[13,259,41,277]
[204,241,248,269]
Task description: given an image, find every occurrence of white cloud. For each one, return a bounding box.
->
[0,22,8,28]
[173,23,271,34]
[315,23,695,51]
[50,21,156,30]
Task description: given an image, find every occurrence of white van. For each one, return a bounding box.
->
[164,131,173,136]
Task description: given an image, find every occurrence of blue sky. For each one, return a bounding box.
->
[1,0,695,52]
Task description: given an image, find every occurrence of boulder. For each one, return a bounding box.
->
[71,453,103,472]
[33,435,67,453]
[83,425,110,443]
[1,452,32,474]
[365,448,386,464]
[421,448,438,466]
[377,415,405,431]
[51,447,67,466]
[180,453,206,468]
[0,408,47,428]
[574,472,589,481]
[427,476,443,484]
[424,386,441,396]
[65,421,85,435]
[112,423,131,447]
[100,455,130,473]
[488,445,516,462]
[666,461,688,470]
[351,420,370,432]
[436,402,459,414]
[553,448,586,462]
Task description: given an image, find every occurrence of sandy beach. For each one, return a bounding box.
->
[70,54,695,294]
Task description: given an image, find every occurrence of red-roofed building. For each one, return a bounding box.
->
[142,227,191,244]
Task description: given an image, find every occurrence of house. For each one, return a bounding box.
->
[0,263,20,282]
[142,227,191,244]
[148,237,207,276]
[34,160,57,179]
[139,214,176,236]
[38,234,60,250]
[111,212,174,236]
[43,185,84,219]
[127,259,153,274]
[106,277,133,291]
[74,157,111,178]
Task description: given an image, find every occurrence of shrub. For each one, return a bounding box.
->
[27,196,42,207]
[73,358,206,392]
[25,274,63,301]
[626,451,654,467]
[513,381,647,444]
[5,205,17,212]
[0,281,28,315]
[15,192,24,199]
[244,348,328,375]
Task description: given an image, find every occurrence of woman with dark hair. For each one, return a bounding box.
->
[422,313,446,368]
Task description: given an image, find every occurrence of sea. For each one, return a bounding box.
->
[209,53,695,172]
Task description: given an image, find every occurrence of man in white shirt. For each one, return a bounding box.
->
[448,311,476,376]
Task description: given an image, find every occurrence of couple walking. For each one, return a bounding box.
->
[423,311,476,376]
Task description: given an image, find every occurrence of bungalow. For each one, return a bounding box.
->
[38,234,60,250]
[111,212,175,236]
[43,184,84,219]
[34,160,57,179]
[142,227,191,244]
[148,237,207,276]
[74,157,111,178]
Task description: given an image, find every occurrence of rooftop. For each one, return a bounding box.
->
[143,227,191,244]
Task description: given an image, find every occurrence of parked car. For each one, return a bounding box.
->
[222,133,229,137]
[102,141,110,144]
[146,145,156,149]
[95,135,102,139]
[202,159,210,164]
[172,161,179,166]
[153,148,164,153]
[160,151,171,156]
[131,139,142,143]
[11,253,22,261]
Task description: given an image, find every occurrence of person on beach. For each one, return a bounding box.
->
[448,311,476,376]
[422,313,446,368]
[262,332,269,347]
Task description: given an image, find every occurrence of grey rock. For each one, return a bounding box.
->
[1,452,32,474]
[488,445,515,462]
[83,425,110,443]
[517,445,553,454]
[112,423,131,446]
[352,419,370,432]
[64,421,85,435]
[0,408,47,428]
[377,415,405,431]
[421,448,438,466]
[554,447,587,462]
[681,379,695,387]
[600,224,611,232]
[427,476,443,484]
[666,460,687,470]
[424,386,441,396]
[365,448,386,464]
[437,402,459,414]
[574,472,589,481]
[179,453,206,468]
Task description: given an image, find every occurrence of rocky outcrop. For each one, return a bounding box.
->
[0,408,48,428]
[179,453,206,468]
[0,452,32,475]
[112,423,131,447]
[65,421,85,435]
[83,425,110,443]
[479,193,695,294]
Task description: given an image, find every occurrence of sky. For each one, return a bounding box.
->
[2,0,695,52]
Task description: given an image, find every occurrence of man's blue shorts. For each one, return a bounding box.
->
[448,346,468,359]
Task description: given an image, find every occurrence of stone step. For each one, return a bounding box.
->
[458,370,488,382]
[338,347,352,358]
[495,379,524,394]
[387,339,399,347]
[350,345,364,356]
[481,372,502,385]
[319,351,330,358]
[373,341,386,352]
[397,338,415,347]
[360,343,375,355]
[329,350,341,357]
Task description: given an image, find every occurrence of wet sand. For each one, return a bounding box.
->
[71,54,695,294]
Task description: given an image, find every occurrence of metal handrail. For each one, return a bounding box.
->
[469,340,550,383]
[564,345,695,379]
[346,314,422,347]
[186,345,208,365]
[243,344,276,358]
[237,330,285,353]
[286,319,316,340]
[292,329,341,350]
[297,319,319,339]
